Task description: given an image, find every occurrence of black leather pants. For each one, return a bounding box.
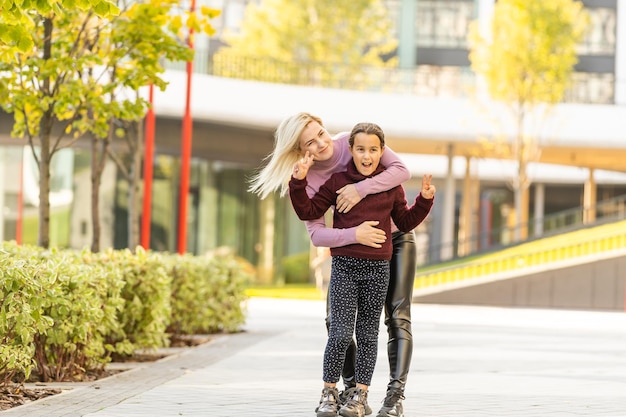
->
[325,230,417,392]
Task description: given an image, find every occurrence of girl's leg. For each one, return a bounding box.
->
[354,259,390,386]
[322,257,358,385]
[324,291,357,389]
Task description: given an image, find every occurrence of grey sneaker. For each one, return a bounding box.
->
[340,387,372,415]
[339,387,368,417]
[376,388,405,417]
[316,386,340,417]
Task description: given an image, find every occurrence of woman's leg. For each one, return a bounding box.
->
[378,231,417,417]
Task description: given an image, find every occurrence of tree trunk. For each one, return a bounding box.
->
[37,17,54,249]
[37,122,52,249]
[90,136,102,252]
[514,107,529,242]
[127,122,143,250]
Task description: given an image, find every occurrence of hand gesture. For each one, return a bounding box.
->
[292,151,314,180]
[421,174,436,199]
[336,184,362,213]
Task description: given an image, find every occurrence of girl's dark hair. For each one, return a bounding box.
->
[349,122,385,147]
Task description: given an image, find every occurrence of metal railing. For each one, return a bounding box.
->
[421,193,626,266]
[415,230,626,290]
[165,50,615,104]
[415,193,626,287]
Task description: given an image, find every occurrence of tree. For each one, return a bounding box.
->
[468,0,589,241]
[212,0,397,89]
[0,0,119,249]
[0,0,219,250]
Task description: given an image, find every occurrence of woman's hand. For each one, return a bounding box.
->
[292,151,314,180]
[355,221,386,248]
[421,174,436,199]
[336,184,362,213]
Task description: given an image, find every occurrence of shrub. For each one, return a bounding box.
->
[282,251,310,284]
[167,249,250,336]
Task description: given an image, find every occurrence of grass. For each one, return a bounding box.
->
[245,284,324,300]
[248,219,626,299]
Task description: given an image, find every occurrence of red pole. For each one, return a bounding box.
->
[16,149,24,245]
[141,84,156,249]
[177,0,195,254]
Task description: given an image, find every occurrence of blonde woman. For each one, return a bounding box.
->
[249,113,420,417]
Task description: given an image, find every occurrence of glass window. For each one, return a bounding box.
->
[417,1,475,48]
[577,7,616,55]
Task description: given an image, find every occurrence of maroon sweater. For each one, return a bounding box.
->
[289,161,434,260]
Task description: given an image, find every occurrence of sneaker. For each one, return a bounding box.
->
[316,386,340,417]
[376,388,405,417]
[340,387,372,415]
[339,387,368,417]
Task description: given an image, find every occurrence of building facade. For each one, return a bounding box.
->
[1,0,625,283]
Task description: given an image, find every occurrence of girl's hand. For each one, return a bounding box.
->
[421,174,436,199]
[292,151,314,180]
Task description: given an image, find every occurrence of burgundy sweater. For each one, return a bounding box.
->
[289,161,434,260]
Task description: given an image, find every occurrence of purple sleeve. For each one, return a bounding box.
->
[305,217,359,248]
[354,146,410,197]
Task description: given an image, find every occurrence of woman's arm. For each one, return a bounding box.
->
[305,217,387,248]
[305,217,358,247]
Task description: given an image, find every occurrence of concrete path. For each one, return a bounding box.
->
[4,297,626,417]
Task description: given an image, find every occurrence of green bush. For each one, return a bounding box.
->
[31,248,124,381]
[167,250,249,336]
[0,243,53,384]
[99,247,172,358]
[282,251,310,284]
[0,243,250,385]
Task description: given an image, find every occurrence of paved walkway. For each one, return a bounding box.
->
[4,297,626,417]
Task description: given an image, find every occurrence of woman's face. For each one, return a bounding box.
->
[298,121,334,162]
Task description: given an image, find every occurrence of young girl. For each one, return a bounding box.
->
[289,122,435,417]
[249,112,429,417]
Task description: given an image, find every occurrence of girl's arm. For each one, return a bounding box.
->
[288,177,335,221]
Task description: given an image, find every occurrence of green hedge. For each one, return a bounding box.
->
[0,242,250,385]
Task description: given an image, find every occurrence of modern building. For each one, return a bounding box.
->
[1,0,625,283]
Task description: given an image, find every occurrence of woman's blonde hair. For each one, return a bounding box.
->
[248,112,323,199]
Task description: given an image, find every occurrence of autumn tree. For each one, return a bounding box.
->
[468,0,589,241]
[212,0,397,89]
[0,0,119,249]
[0,0,219,250]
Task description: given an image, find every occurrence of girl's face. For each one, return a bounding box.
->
[350,132,384,176]
[298,121,334,162]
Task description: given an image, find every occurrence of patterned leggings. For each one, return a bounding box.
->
[322,256,390,386]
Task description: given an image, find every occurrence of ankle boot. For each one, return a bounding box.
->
[316,386,340,417]
[376,387,405,417]
[339,387,368,417]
